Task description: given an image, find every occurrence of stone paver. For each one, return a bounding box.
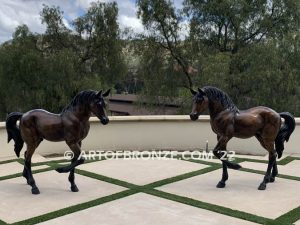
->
[184,154,287,165]
[19,154,49,163]
[235,154,267,159]
[235,154,290,161]
[0,162,48,177]
[0,171,125,223]
[0,154,299,224]
[38,193,258,225]
[0,156,16,162]
[43,156,65,161]
[31,154,49,162]
[240,160,300,177]
[79,159,207,185]
[203,154,289,164]
[158,169,300,219]
[295,219,300,225]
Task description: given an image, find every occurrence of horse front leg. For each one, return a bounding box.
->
[213,136,230,188]
[217,162,229,188]
[68,140,81,192]
[68,159,79,192]
[56,142,84,192]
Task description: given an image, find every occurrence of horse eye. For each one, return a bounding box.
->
[196,97,203,103]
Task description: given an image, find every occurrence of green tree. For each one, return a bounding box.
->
[184,0,300,53]
[0,1,126,119]
[137,0,193,88]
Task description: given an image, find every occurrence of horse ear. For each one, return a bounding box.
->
[190,88,197,96]
[198,88,206,96]
[103,89,111,97]
[97,90,102,97]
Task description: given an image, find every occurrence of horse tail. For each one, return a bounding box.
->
[6,112,24,158]
[275,112,295,159]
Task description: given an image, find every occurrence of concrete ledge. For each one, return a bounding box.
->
[0,115,299,158]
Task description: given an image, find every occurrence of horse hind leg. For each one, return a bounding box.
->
[22,138,42,183]
[258,140,277,190]
[256,134,278,184]
[270,162,278,183]
[23,144,40,194]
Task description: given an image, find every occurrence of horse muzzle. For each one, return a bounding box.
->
[190,113,199,121]
[100,117,109,125]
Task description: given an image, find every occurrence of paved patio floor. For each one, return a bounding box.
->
[0,153,299,225]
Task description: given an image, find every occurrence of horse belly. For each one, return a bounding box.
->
[36,117,65,142]
[234,114,263,138]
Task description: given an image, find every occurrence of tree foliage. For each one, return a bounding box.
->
[184,0,300,53]
[0,0,300,119]
[136,0,300,115]
[0,2,126,119]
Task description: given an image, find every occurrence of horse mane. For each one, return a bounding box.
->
[203,86,239,113]
[61,90,97,113]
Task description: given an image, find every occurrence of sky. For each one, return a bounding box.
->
[0,0,184,43]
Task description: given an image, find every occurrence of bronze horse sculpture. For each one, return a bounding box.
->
[190,86,295,190]
[6,89,110,194]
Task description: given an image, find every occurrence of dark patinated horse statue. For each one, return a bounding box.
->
[6,89,110,194]
[190,86,295,190]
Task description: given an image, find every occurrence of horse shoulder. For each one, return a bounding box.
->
[211,111,235,136]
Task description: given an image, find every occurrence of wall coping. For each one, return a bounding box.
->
[1,115,300,127]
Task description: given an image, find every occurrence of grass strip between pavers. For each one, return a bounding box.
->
[240,168,300,181]
[74,165,275,224]
[185,157,300,182]
[0,155,300,224]
[75,169,139,189]
[0,159,19,165]
[273,205,300,225]
[11,189,138,225]
[277,156,297,165]
[0,167,54,181]
[145,189,273,224]
[144,166,220,188]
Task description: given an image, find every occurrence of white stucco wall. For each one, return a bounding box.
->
[0,115,299,159]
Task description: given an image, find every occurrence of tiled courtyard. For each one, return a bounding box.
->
[0,153,299,225]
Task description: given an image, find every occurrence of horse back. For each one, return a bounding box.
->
[233,106,281,138]
[20,109,64,142]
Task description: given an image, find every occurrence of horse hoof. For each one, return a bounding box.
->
[216,181,226,188]
[55,167,65,173]
[32,187,40,195]
[258,183,266,190]
[269,177,275,183]
[71,185,79,192]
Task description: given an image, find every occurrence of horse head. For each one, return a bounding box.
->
[189,88,209,121]
[90,89,111,125]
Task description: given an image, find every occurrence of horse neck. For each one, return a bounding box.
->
[62,105,91,122]
[207,99,227,118]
